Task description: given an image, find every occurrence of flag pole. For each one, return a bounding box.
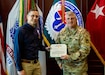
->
[90,41,105,65]
[42,34,50,46]
[91,41,105,74]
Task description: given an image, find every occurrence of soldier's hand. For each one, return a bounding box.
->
[60,55,69,60]
[58,63,62,69]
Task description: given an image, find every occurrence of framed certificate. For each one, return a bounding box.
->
[50,44,67,57]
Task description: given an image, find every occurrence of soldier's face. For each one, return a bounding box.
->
[27,11,39,27]
[66,12,77,28]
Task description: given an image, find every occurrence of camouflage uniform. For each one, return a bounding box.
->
[55,26,90,75]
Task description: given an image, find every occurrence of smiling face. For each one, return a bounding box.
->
[27,10,39,27]
[65,11,77,28]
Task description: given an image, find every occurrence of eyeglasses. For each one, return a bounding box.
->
[28,14,39,18]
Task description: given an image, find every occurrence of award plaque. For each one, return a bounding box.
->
[50,44,67,57]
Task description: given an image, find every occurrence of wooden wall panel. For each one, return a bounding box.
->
[0,0,16,36]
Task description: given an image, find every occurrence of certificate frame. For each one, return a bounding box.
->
[50,44,67,57]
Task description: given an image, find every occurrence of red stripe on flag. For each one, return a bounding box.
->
[6,44,14,59]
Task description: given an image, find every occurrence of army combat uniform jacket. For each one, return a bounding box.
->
[55,26,91,73]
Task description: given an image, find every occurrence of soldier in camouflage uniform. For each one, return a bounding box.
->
[55,11,91,75]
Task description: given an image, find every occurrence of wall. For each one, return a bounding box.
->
[0,0,15,37]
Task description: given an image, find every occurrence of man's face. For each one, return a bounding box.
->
[27,11,39,26]
[65,12,77,28]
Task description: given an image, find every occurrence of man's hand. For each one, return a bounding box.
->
[45,47,50,51]
[58,63,62,69]
[60,55,69,60]
[17,70,25,75]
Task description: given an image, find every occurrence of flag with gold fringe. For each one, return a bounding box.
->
[6,0,24,75]
[6,0,20,75]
